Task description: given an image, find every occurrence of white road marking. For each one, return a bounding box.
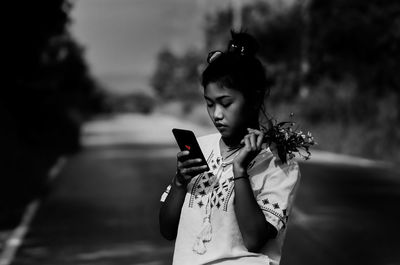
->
[48,156,67,182]
[0,156,67,265]
[0,200,40,265]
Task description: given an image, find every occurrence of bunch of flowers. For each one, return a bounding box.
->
[261,115,316,164]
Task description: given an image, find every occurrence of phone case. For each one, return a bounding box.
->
[172,128,210,171]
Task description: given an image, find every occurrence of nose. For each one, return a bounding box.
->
[213,105,223,121]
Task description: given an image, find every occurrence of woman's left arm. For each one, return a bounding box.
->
[233,166,277,252]
[233,128,277,252]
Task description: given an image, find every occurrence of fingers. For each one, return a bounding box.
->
[256,131,264,148]
[234,128,265,170]
[177,150,190,161]
[247,128,262,135]
[244,136,252,151]
[177,163,208,183]
[247,128,264,149]
[180,158,203,168]
[249,133,257,149]
[245,134,259,151]
[180,164,208,175]
[177,151,208,180]
[177,151,205,168]
[244,133,262,152]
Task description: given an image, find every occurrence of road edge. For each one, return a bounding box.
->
[0,156,67,265]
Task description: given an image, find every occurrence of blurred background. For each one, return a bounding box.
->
[1,0,399,264]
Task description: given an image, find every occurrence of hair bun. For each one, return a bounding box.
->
[227,30,259,57]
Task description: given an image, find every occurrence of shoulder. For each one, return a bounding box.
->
[269,145,300,178]
[249,147,301,201]
[249,145,300,182]
[196,132,220,149]
[192,132,220,158]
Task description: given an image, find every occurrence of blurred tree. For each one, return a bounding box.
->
[204,1,305,103]
[106,92,155,114]
[203,0,400,118]
[150,0,400,161]
[306,0,400,161]
[150,48,204,111]
[4,0,104,153]
[308,0,400,121]
[1,0,104,225]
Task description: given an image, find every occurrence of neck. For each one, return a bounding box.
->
[221,121,260,149]
[220,137,241,150]
[219,138,241,160]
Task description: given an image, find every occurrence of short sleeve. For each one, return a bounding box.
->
[253,157,300,232]
[160,184,171,202]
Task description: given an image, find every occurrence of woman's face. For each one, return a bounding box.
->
[204,82,257,145]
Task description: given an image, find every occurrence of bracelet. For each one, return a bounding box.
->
[233,167,249,181]
[233,176,249,181]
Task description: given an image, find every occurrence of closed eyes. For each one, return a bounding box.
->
[206,102,231,108]
[221,101,232,107]
[205,99,232,108]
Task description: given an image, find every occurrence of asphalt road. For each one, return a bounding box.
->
[10,144,400,265]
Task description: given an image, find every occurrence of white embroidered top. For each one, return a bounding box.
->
[160,132,301,265]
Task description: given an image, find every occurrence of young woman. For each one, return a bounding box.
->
[159,31,301,265]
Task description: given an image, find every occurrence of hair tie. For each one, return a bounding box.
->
[206,31,258,64]
[227,30,259,57]
[207,50,224,64]
[206,41,250,64]
[228,41,246,55]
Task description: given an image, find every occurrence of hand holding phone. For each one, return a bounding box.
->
[172,128,210,186]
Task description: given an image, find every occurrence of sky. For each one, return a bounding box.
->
[70,0,296,95]
[70,0,210,95]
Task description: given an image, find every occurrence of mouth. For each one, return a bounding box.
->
[215,123,226,128]
[215,124,228,132]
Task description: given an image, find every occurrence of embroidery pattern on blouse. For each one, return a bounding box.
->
[210,177,234,211]
[189,149,234,212]
[189,150,214,208]
[260,198,289,228]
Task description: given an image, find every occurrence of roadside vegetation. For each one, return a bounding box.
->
[1,0,105,227]
[150,0,400,163]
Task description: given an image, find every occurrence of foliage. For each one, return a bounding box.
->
[105,93,155,114]
[4,0,104,153]
[202,0,400,161]
[309,0,400,88]
[204,1,305,103]
[149,0,400,162]
[150,48,204,106]
[1,0,105,220]
[308,0,400,123]
[261,117,316,164]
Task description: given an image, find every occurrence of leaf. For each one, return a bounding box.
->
[277,121,292,127]
[277,145,287,164]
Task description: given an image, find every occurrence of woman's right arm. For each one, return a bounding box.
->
[159,151,208,241]
[159,174,188,240]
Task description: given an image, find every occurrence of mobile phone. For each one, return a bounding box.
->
[172,128,210,171]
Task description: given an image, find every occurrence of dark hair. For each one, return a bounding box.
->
[201,31,269,105]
